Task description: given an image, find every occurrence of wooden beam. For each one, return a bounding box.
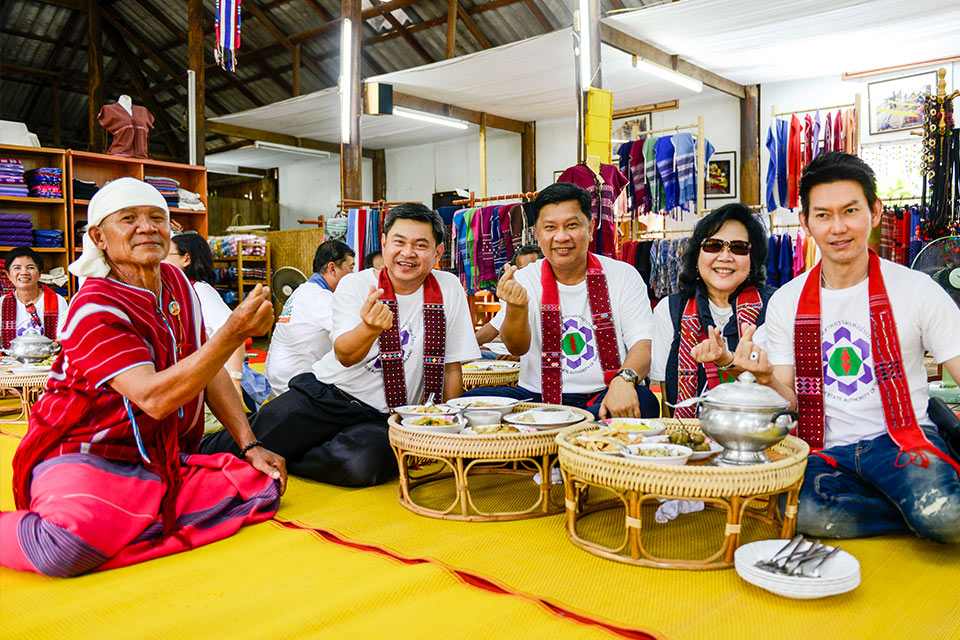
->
[189,0,206,165]
[457,5,492,49]
[384,12,434,64]
[292,44,302,96]
[244,0,334,85]
[522,0,552,32]
[87,0,104,152]
[372,149,386,201]
[393,91,525,134]
[739,84,760,206]
[599,24,746,99]
[205,121,374,157]
[612,99,679,119]
[22,13,81,121]
[340,0,363,200]
[520,121,535,193]
[608,0,625,10]
[445,0,457,59]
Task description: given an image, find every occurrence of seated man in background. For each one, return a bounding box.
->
[738,151,960,542]
[474,244,543,349]
[202,204,479,487]
[364,249,384,271]
[465,183,659,419]
[264,240,354,397]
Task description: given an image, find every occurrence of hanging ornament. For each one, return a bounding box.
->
[215,0,242,72]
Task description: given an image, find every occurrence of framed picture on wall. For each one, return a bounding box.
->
[706,151,737,199]
[868,71,936,134]
[612,113,652,142]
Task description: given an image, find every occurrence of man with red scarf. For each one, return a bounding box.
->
[467,182,658,419]
[202,204,479,486]
[738,152,960,542]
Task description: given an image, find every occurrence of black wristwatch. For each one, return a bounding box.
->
[615,368,640,385]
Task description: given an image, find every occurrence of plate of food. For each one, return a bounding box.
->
[572,428,645,454]
[399,415,464,434]
[446,396,523,417]
[600,418,666,437]
[5,363,52,375]
[503,407,582,430]
[393,403,461,420]
[666,428,720,460]
[620,443,693,465]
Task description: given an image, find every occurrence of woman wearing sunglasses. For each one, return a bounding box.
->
[650,203,776,417]
[1,247,69,350]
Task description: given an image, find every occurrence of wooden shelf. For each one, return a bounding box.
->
[71,199,206,216]
[0,196,65,204]
[212,256,268,262]
[0,247,66,252]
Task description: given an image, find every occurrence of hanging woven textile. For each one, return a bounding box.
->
[215,0,242,71]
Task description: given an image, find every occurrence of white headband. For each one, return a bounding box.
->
[68,177,170,279]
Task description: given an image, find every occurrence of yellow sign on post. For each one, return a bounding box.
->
[584,87,613,167]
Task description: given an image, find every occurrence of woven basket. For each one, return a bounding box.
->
[389,402,592,521]
[0,371,49,424]
[461,366,519,390]
[557,418,810,570]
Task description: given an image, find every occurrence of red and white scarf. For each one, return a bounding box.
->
[674,287,763,419]
[540,254,621,405]
[378,268,446,409]
[795,252,960,474]
[1,286,59,349]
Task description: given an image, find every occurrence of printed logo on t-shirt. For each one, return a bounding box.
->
[365,322,414,372]
[821,321,875,400]
[276,299,294,324]
[560,315,597,374]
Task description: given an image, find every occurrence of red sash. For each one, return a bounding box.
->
[795,252,960,474]
[1,286,59,349]
[540,254,621,405]
[675,287,763,419]
[378,268,446,409]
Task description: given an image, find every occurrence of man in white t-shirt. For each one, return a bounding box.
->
[203,204,479,487]
[465,182,658,419]
[264,240,355,396]
[738,152,960,542]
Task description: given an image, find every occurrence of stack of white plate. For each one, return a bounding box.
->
[734,539,861,599]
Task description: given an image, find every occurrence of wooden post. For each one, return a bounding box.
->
[521,121,536,192]
[696,115,705,215]
[340,0,363,201]
[372,149,386,201]
[575,0,602,162]
[445,0,457,59]
[739,83,760,206]
[87,0,104,153]
[188,0,205,165]
[479,113,487,199]
[292,43,301,97]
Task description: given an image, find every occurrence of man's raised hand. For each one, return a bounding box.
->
[361,285,394,333]
[497,265,528,308]
[229,283,274,338]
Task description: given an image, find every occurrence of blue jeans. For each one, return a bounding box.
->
[461,384,660,420]
[796,427,960,543]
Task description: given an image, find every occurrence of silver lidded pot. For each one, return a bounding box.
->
[673,371,798,466]
[2,328,61,364]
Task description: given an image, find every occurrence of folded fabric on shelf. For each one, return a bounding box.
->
[72,179,100,200]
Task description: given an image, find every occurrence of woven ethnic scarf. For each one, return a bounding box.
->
[674,286,763,419]
[795,252,960,474]
[1,286,59,349]
[377,268,445,409]
[540,254,621,405]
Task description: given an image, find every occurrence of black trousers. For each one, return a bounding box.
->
[200,373,397,487]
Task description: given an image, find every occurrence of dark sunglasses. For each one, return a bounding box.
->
[700,238,751,256]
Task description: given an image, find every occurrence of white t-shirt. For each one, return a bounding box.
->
[192,280,231,338]
[758,259,960,448]
[488,305,506,331]
[650,298,732,382]
[510,256,654,394]
[312,269,481,413]
[0,291,69,340]
[265,280,333,396]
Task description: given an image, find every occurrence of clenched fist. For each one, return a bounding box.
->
[361,285,394,333]
[227,283,274,338]
[497,265,528,308]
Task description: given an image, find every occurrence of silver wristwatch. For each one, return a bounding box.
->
[615,368,640,385]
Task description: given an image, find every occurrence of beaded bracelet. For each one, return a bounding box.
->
[239,440,263,458]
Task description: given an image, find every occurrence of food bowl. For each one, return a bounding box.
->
[503,407,582,430]
[620,443,693,465]
[600,418,666,437]
[393,404,461,421]
[461,409,502,427]
[400,415,464,433]
[446,396,523,418]
[688,440,723,461]
[461,424,535,435]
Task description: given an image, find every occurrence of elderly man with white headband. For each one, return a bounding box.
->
[0,177,287,577]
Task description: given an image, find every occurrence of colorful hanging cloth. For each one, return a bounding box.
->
[215,0,242,71]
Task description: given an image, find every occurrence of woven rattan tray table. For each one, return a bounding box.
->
[557,419,809,570]
[388,402,591,521]
[0,371,49,424]
[461,363,520,390]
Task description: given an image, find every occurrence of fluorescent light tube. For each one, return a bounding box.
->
[393,106,469,130]
[578,0,591,88]
[633,57,703,93]
[340,18,353,144]
[253,141,331,159]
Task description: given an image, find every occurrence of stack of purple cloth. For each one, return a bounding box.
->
[144,175,180,208]
[0,212,34,247]
[24,167,63,199]
[0,158,28,197]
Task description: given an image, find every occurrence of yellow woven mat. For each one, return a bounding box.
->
[0,436,610,640]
